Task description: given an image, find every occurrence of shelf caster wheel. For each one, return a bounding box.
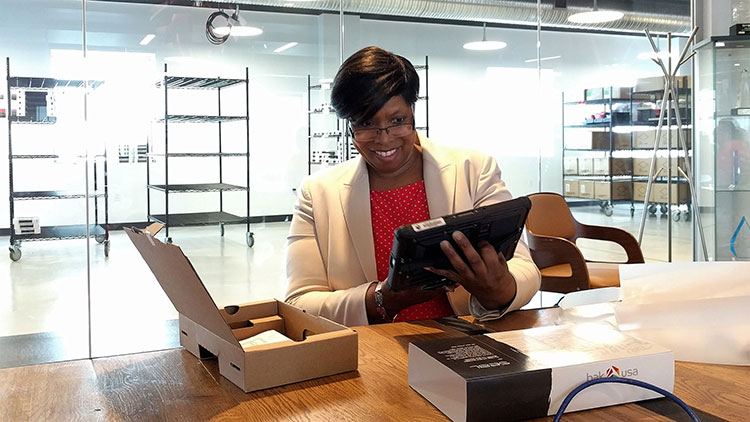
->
[684,212,692,222]
[166,237,173,244]
[648,204,657,215]
[220,223,225,237]
[599,201,607,210]
[672,211,681,222]
[604,205,613,217]
[95,234,106,244]
[104,240,111,258]
[246,232,255,248]
[660,204,668,214]
[630,206,635,217]
[9,245,21,262]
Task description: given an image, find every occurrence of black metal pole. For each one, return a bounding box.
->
[7,57,15,247]
[307,75,311,175]
[425,55,429,138]
[218,83,223,213]
[164,63,169,240]
[245,67,250,234]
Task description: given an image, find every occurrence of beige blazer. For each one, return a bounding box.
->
[285,135,541,326]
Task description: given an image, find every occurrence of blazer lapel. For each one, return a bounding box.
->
[421,137,456,218]
[340,158,378,282]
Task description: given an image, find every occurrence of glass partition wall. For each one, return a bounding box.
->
[1,0,691,367]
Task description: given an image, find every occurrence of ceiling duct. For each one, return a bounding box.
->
[225,0,690,35]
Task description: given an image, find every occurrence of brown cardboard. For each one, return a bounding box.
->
[635,75,689,92]
[633,128,691,149]
[583,132,631,150]
[578,181,595,198]
[634,182,689,203]
[633,157,686,177]
[577,158,594,175]
[593,157,633,176]
[563,157,578,175]
[125,227,358,393]
[594,181,633,200]
[564,179,579,197]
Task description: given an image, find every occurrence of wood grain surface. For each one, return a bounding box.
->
[0,309,747,422]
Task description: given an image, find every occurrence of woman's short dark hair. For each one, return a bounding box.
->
[330,46,419,125]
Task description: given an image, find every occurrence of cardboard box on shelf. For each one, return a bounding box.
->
[564,157,578,175]
[578,180,595,198]
[125,224,358,393]
[584,86,631,101]
[409,324,674,422]
[564,179,580,197]
[587,132,631,150]
[593,157,633,176]
[633,182,689,203]
[594,181,633,200]
[577,158,594,175]
[633,157,686,177]
[584,87,604,102]
[635,75,690,93]
[633,128,691,149]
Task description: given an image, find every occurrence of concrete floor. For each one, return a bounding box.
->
[0,204,697,367]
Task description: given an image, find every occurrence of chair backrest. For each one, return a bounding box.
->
[526,192,577,240]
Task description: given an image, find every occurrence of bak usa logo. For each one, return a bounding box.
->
[606,366,621,377]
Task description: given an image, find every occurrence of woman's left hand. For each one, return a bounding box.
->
[425,231,516,311]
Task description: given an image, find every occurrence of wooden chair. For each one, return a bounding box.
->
[525,192,645,293]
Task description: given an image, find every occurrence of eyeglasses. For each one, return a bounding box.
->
[349,121,414,142]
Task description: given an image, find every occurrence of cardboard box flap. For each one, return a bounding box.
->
[125,227,239,347]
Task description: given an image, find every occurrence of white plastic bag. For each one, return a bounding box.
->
[614,262,750,365]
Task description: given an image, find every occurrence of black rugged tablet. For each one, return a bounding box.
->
[385,196,531,292]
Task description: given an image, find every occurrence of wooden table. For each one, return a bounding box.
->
[1,308,748,422]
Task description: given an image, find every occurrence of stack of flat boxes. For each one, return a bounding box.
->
[564,132,632,200]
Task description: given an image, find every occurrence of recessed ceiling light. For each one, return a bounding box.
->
[568,0,624,24]
[213,25,263,37]
[463,23,507,51]
[736,63,741,67]
[139,34,156,46]
[273,42,298,53]
[524,55,562,63]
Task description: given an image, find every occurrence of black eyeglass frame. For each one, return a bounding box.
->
[347,118,416,142]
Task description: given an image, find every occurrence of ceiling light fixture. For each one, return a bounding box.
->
[206,6,262,45]
[567,0,624,24]
[273,41,299,53]
[139,34,156,46]
[463,23,507,51]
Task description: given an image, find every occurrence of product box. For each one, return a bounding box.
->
[409,324,674,422]
[564,179,580,197]
[633,157,686,177]
[577,158,594,175]
[633,182,689,203]
[578,180,595,198]
[633,128,691,149]
[593,157,633,176]
[125,225,358,393]
[563,157,578,175]
[594,181,633,201]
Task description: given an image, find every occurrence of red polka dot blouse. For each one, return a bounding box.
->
[370,180,454,322]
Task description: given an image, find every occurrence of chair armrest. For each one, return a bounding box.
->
[575,222,645,264]
[527,233,589,276]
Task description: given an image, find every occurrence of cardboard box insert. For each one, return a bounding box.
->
[125,225,358,393]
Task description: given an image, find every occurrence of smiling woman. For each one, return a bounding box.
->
[284,46,541,326]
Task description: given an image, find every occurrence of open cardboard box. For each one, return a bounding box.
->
[125,224,358,393]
